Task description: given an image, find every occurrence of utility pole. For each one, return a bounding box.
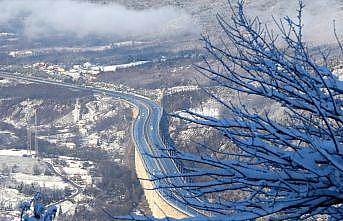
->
[27,127,32,155]
[34,110,38,159]
[26,99,32,156]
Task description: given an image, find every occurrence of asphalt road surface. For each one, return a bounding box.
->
[0,72,205,217]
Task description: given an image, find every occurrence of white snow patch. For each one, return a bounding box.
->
[0,149,35,157]
[12,173,69,189]
[8,50,33,58]
[166,85,199,95]
[333,65,343,81]
[59,200,76,215]
[102,61,151,72]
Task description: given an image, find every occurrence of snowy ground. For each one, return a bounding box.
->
[0,149,95,220]
[333,65,343,80]
[0,77,141,218]
[57,156,94,186]
[12,173,69,189]
[0,149,35,157]
[0,150,41,174]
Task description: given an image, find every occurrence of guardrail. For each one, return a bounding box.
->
[0,73,209,218]
[155,107,211,217]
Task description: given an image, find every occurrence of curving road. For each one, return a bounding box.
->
[44,160,82,207]
[0,72,205,217]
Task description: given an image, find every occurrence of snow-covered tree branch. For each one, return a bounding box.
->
[20,192,57,221]
[155,1,343,220]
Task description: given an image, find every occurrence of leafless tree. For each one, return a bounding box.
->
[153,1,343,220]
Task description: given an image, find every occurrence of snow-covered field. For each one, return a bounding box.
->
[0,187,26,213]
[0,149,95,219]
[12,173,69,189]
[0,149,34,157]
[59,157,93,186]
[0,187,23,220]
[0,150,40,174]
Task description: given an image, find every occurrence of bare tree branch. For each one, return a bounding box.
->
[153,1,343,220]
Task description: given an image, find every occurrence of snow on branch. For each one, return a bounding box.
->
[154,1,343,220]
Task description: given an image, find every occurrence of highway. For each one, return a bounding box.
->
[0,72,205,217]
